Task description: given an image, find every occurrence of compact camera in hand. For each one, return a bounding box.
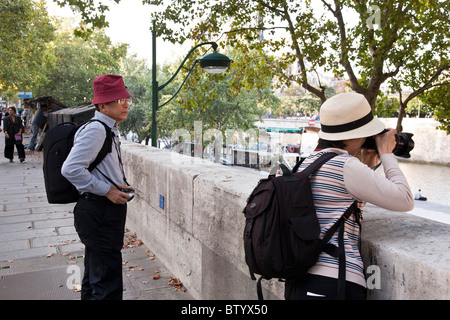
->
[121,187,135,201]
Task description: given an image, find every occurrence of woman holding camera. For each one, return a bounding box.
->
[285,92,414,300]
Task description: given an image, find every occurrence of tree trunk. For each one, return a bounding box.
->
[396,103,406,132]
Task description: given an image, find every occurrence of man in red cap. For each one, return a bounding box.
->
[62,74,133,300]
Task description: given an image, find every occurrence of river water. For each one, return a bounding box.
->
[397,161,450,206]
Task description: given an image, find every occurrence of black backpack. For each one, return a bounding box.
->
[242,152,357,299]
[43,120,112,204]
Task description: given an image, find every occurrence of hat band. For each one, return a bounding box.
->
[321,111,373,133]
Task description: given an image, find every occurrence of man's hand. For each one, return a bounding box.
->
[105,184,132,204]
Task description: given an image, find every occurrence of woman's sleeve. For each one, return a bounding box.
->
[343,154,414,212]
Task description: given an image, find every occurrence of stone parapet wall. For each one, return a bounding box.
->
[121,141,450,299]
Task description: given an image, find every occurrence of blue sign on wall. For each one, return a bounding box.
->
[159,194,164,210]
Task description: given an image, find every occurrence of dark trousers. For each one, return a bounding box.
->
[74,196,127,300]
[285,274,367,300]
[4,141,25,160]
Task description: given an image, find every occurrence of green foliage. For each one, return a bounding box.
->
[421,86,450,134]
[0,0,55,97]
[373,93,399,118]
[118,46,278,145]
[34,18,128,106]
[57,0,450,131]
[54,0,119,39]
[158,82,271,149]
[118,54,154,142]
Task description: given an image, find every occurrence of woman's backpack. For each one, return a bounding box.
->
[243,152,357,299]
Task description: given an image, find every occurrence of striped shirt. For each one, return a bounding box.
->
[298,150,365,287]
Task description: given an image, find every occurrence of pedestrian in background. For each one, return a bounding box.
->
[26,105,48,151]
[3,106,25,163]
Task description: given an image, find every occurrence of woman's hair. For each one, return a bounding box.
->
[316,138,347,150]
[8,106,16,113]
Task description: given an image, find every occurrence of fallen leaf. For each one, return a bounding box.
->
[146,250,156,260]
[168,277,186,292]
[46,253,53,258]
[123,232,144,249]
[153,274,161,280]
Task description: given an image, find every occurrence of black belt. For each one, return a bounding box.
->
[81,192,105,201]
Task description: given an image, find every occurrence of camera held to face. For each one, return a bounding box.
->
[361,129,415,158]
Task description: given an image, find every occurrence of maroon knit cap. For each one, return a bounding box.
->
[92,74,131,104]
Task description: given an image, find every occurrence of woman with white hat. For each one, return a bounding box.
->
[285,92,414,300]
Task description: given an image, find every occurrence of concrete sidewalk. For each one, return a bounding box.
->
[0,131,193,300]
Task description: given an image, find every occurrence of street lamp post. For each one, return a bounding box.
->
[151,20,233,147]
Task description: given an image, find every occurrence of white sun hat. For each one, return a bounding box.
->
[318,92,385,141]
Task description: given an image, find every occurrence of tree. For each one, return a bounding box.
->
[53,0,118,39]
[0,0,54,100]
[120,46,277,145]
[118,54,154,143]
[34,18,128,106]
[144,0,449,131]
[57,0,449,132]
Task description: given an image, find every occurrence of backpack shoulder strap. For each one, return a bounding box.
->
[298,152,338,176]
[76,119,113,171]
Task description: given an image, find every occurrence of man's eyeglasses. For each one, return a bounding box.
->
[115,98,132,105]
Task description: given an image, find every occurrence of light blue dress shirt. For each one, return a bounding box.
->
[61,111,127,196]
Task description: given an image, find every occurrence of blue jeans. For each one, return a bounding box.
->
[27,124,40,150]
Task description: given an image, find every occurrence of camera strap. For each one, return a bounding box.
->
[94,133,130,190]
[95,167,129,191]
[371,162,382,171]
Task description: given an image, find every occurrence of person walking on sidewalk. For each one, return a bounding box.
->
[61,74,133,300]
[3,106,26,163]
[26,105,48,151]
